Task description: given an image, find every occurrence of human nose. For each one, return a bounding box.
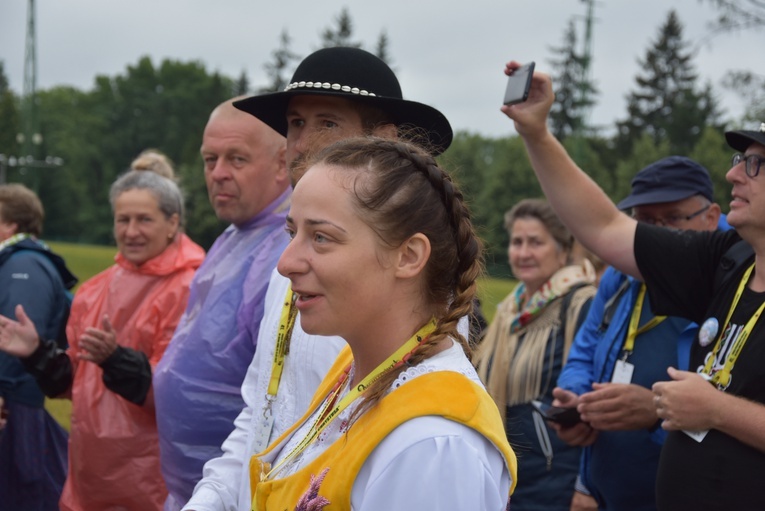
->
[516,242,531,258]
[292,130,310,158]
[209,159,232,181]
[124,219,140,237]
[277,235,306,279]
[726,159,747,186]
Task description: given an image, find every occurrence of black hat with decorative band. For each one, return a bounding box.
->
[233,47,453,155]
[725,122,765,152]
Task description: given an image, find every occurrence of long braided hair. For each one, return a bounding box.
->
[305,136,484,419]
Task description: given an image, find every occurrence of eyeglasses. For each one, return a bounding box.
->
[633,204,711,227]
[732,153,765,178]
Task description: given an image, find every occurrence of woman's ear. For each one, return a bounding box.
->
[168,213,180,240]
[558,245,570,267]
[394,233,431,279]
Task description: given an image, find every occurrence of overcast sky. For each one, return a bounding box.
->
[0,0,761,139]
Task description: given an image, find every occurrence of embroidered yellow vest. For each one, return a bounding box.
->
[249,349,517,510]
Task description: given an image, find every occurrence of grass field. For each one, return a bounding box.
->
[43,241,515,430]
[47,242,117,291]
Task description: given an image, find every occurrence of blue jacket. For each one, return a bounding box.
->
[557,267,694,510]
[0,238,76,407]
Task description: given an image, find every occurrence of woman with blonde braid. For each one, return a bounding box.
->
[474,198,596,511]
[249,137,516,511]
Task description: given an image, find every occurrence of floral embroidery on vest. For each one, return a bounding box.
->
[295,467,331,511]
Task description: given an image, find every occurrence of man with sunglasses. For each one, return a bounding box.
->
[551,156,727,511]
[502,58,765,510]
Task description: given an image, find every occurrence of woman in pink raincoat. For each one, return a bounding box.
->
[0,169,205,510]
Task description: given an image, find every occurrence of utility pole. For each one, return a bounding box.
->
[19,0,41,166]
[577,0,596,136]
[4,0,64,188]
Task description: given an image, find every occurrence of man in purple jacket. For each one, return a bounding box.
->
[153,99,292,511]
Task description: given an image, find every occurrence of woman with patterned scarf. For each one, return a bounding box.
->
[475,198,596,511]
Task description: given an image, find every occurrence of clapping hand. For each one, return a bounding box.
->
[0,305,41,358]
[78,315,118,365]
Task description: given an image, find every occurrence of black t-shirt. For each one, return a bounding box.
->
[635,224,765,511]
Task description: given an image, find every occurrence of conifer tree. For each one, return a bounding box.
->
[700,0,765,33]
[615,10,723,155]
[320,7,362,48]
[0,62,20,160]
[260,29,299,93]
[547,20,598,140]
[375,30,393,65]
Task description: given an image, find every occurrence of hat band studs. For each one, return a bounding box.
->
[284,81,377,97]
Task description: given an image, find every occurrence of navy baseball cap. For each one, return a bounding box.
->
[616,156,714,210]
[725,122,765,152]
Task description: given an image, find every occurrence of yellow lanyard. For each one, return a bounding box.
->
[265,318,437,480]
[266,286,298,398]
[623,284,666,354]
[703,264,765,388]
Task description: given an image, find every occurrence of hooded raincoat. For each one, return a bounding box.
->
[0,236,75,511]
[59,233,204,511]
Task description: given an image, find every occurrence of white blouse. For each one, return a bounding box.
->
[270,342,513,511]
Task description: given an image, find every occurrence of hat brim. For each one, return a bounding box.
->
[234,89,453,156]
[617,188,701,210]
[725,130,765,153]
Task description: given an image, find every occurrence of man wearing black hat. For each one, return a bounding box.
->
[502,59,765,511]
[182,47,458,511]
[552,156,726,511]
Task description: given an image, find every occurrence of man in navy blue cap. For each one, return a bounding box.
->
[502,58,765,511]
[551,156,725,511]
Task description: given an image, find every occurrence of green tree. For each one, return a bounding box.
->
[547,20,598,140]
[234,71,250,96]
[260,29,299,94]
[612,134,671,203]
[320,7,362,48]
[29,57,233,246]
[615,10,723,156]
[0,62,20,163]
[446,133,544,276]
[375,30,392,65]
[722,71,765,125]
[93,57,232,247]
[689,125,734,210]
[34,86,101,241]
[699,0,765,33]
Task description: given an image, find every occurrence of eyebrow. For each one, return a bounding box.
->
[285,109,346,122]
[285,215,347,233]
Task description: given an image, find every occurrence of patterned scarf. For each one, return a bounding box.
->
[474,263,596,417]
[0,233,31,253]
[509,263,593,333]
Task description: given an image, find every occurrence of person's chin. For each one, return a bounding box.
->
[298,318,332,337]
[213,206,237,224]
[725,208,745,229]
[513,269,536,282]
[124,252,149,266]
[296,309,336,337]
